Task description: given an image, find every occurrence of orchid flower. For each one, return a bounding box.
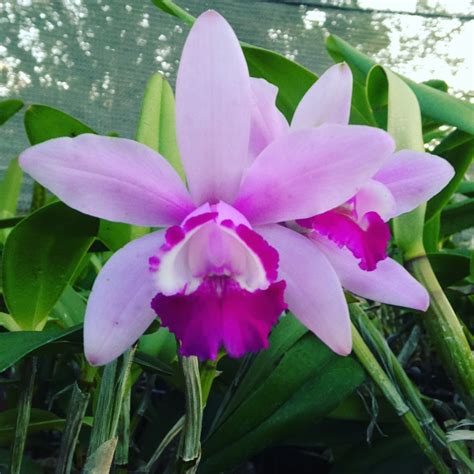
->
[250,63,454,354]
[20,12,398,364]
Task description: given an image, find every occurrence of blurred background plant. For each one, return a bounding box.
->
[0,1,472,473]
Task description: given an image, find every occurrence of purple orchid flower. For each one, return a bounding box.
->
[249,63,454,354]
[20,11,398,365]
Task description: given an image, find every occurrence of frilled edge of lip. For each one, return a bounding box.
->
[151,278,287,361]
[148,206,281,290]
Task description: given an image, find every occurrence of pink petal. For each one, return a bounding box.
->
[314,236,429,311]
[20,135,194,226]
[354,179,397,221]
[291,63,352,129]
[84,231,165,366]
[175,10,251,205]
[258,224,352,356]
[373,150,455,216]
[304,210,390,271]
[234,124,395,225]
[249,78,289,161]
[152,279,286,360]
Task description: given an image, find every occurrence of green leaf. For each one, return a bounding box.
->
[138,327,178,365]
[0,325,81,372]
[0,99,23,126]
[428,251,471,287]
[425,131,474,222]
[440,198,474,237]
[327,35,474,135]
[457,181,474,197]
[98,221,149,251]
[136,73,185,179]
[2,202,99,330]
[331,432,428,474]
[0,313,22,332]
[214,314,308,425]
[0,158,23,243]
[423,79,448,93]
[242,44,316,122]
[50,285,86,328]
[24,104,95,145]
[202,317,364,473]
[367,65,425,259]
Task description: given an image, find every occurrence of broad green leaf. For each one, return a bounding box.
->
[3,202,99,330]
[138,327,178,365]
[214,314,308,427]
[0,158,22,243]
[50,285,87,327]
[440,198,474,237]
[98,221,149,251]
[425,130,474,222]
[24,104,95,144]
[327,34,474,134]
[428,251,471,287]
[136,73,185,179]
[367,65,425,259]
[0,325,81,372]
[0,99,23,126]
[242,44,316,122]
[331,432,428,474]
[202,325,364,472]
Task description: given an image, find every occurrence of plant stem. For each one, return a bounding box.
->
[30,182,46,211]
[9,357,37,474]
[351,305,473,471]
[351,323,451,474]
[143,359,218,473]
[200,359,218,405]
[407,255,474,412]
[87,360,118,457]
[55,383,90,474]
[176,356,203,473]
[85,348,135,470]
